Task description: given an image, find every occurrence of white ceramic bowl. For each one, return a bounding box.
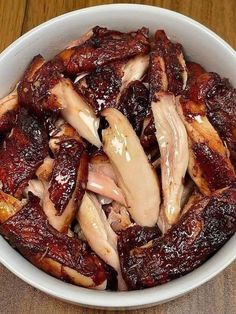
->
[0,4,235,310]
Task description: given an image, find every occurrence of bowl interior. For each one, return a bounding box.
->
[0,4,235,309]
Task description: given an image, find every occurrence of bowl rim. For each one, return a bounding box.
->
[0,3,235,309]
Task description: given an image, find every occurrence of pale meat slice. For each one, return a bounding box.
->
[119,55,149,94]
[77,192,127,291]
[102,108,160,227]
[87,171,127,206]
[106,201,132,232]
[51,78,101,147]
[152,92,189,226]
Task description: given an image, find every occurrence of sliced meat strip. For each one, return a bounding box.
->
[118,185,236,290]
[0,192,107,289]
[0,108,48,198]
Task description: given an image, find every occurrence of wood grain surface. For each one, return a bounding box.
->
[0,1,235,313]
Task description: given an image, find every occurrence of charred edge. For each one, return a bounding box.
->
[192,142,235,191]
[48,139,84,215]
[0,193,107,286]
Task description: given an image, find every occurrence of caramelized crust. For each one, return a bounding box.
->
[58,26,150,74]
[118,225,161,254]
[177,76,235,195]
[0,109,17,133]
[117,80,149,135]
[0,90,18,133]
[183,69,236,164]
[118,185,236,290]
[18,56,64,115]
[149,30,186,99]
[186,61,206,87]
[192,142,235,191]
[140,116,158,150]
[142,30,187,150]
[0,194,107,286]
[201,73,236,166]
[76,60,124,114]
[48,139,86,214]
[0,109,48,198]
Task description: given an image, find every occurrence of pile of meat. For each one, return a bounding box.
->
[0,26,235,291]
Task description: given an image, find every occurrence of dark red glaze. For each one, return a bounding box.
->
[0,108,18,133]
[0,109,48,198]
[118,225,161,254]
[179,95,206,122]
[18,55,64,116]
[48,139,86,215]
[0,194,107,286]
[149,30,185,99]
[192,142,235,191]
[182,71,236,165]
[204,73,236,166]
[118,185,236,290]
[59,26,150,74]
[76,60,124,114]
[117,80,149,135]
[140,116,158,150]
[186,61,206,88]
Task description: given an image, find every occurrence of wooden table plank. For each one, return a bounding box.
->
[0,0,26,52]
[0,1,236,313]
[21,0,236,49]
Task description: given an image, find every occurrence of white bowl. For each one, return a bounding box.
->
[0,4,235,310]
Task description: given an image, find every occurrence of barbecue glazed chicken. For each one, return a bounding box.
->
[0,26,236,292]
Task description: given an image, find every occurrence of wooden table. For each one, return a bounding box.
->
[0,1,235,313]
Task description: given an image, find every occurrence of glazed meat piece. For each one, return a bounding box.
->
[34,122,89,233]
[152,92,189,227]
[57,26,150,74]
[186,61,206,87]
[118,224,161,253]
[102,108,160,227]
[141,29,187,150]
[0,192,107,289]
[18,57,101,147]
[117,80,149,136]
[149,30,187,100]
[118,185,236,290]
[49,120,82,154]
[0,108,48,198]
[76,55,149,115]
[0,89,18,133]
[76,60,124,113]
[202,73,235,166]
[48,140,86,214]
[140,116,158,150]
[43,139,88,233]
[177,78,235,195]
[18,55,61,116]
